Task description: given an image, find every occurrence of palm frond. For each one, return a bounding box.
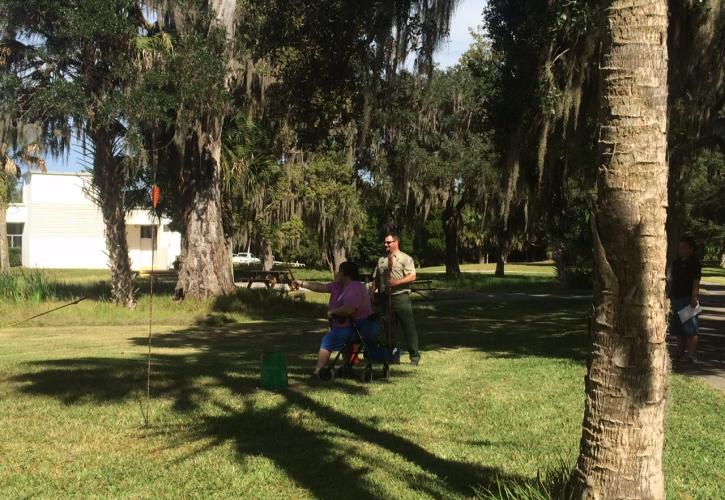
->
[2,153,19,177]
[134,31,174,70]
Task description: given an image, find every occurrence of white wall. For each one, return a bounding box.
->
[8,172,182,270]
[23,173,107,268]
[163,226,181,267]
[27,172,94,204]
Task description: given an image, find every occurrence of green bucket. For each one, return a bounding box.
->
[260,352,288,390]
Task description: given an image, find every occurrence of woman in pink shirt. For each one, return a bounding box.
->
[294,261,373,377]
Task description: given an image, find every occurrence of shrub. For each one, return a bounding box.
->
[0,272,21,301]
[9,247,21,267]
[0,269,58,302]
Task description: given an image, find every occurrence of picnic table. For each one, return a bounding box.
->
[410,279,437,299]
[234,269,298,289]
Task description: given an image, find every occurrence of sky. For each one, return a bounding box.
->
[44,0,484,172]
[434,0,484,70]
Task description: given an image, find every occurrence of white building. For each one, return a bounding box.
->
[5,171,181,270]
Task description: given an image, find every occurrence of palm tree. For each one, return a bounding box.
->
[1,137,46,271]
[571,0,670,496]
[1,0,153,307]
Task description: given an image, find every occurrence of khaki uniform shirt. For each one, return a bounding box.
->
[373,250,416,295]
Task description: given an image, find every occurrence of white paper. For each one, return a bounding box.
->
[678,303,703,324]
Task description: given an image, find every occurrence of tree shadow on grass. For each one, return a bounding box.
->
[11,316,519,497]
[12,317,371,407]
[167,389,525,499]
[43,279,329,327]
[418,298,590,362]
[212,288,329,321]
[10,297,590,497]
[12,357,143,405]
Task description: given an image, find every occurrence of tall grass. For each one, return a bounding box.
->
[0,269,58,302]
[475,461,574,500]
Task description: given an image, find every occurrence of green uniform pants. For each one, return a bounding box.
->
[380,292,420,358]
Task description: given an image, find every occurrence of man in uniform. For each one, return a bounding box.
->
[370,231,421,365]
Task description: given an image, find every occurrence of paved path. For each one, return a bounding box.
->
[670,281,725,391]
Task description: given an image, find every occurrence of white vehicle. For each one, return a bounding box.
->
[232,252,261,265]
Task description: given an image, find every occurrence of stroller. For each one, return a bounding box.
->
[318,314,399,383]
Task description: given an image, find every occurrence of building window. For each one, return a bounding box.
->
[6,223,23,248]
[140,225,156,239]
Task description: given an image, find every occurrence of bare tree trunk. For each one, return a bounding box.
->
[174,0,237,300]
[261,237,274,271]
[91,130,136,308]
[326,240,346,273]
[552,238,568,286]
[720,252,725,268]
[175,123,234,299]
[494,253,506,277]
[0,196,9,271]
[442,198,461,277]
[495,236,509,277]
[572,1,669,498]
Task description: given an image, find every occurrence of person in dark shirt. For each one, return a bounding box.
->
[669,235,702,363]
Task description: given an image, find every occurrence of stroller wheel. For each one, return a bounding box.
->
[319,367,334,381]
[361,367,373,383]
[382,364,390,381]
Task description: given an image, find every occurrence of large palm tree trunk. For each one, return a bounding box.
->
[92,130,136,308]
[572,1,669,497]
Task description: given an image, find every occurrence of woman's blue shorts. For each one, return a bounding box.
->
[320,326,354,351]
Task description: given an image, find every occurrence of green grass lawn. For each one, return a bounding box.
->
[292,262,563,295]
[418,262,556,276]
[416,262,563,295]
[1,289,723,498]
